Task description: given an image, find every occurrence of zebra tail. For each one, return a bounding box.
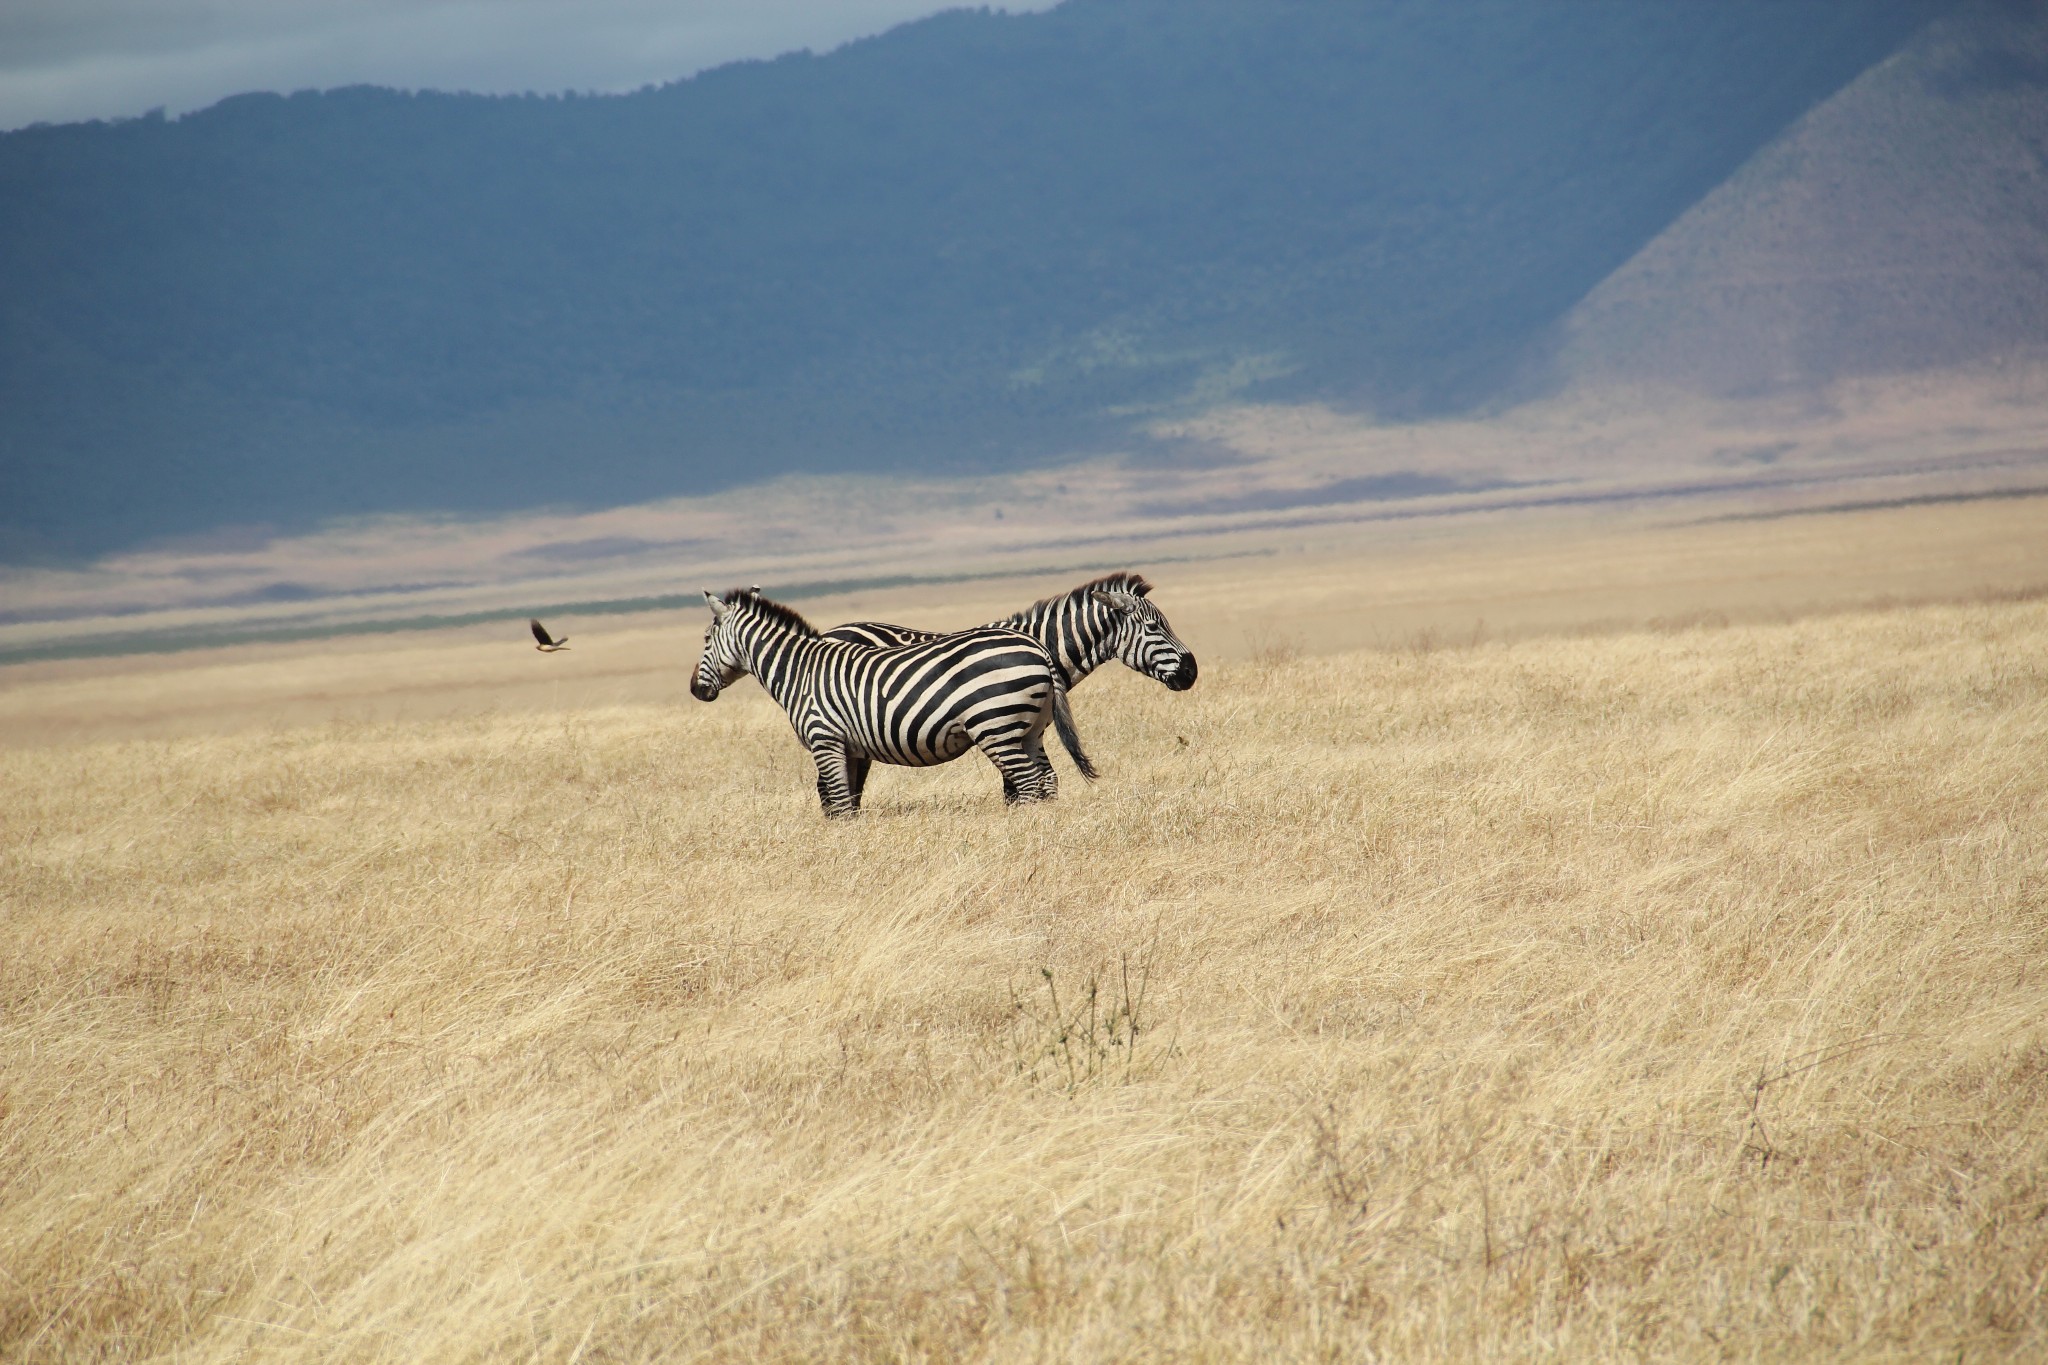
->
[1050,683,1098,782]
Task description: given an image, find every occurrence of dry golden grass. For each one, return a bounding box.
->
[3,593,2046,1361]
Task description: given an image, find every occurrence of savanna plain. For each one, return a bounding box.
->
[3,501,2046,1362]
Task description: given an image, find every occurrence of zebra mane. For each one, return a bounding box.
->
[1061,571,1153,604]
[1002,572,1152,628]
[722,589,819,637]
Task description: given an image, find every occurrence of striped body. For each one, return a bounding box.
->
[825,572,1196,693]
[825,574,1195,779]
[692,588,1079,816]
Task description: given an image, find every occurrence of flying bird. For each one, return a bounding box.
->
[530,619,569,652]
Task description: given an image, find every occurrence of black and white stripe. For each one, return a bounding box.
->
[824,572,1197,779]
[691,587,1087,817]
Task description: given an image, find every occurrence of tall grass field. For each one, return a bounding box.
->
[4,592,2045,1360]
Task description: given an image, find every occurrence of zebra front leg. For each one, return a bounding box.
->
[845,752,873,807]
[810,741,862,819]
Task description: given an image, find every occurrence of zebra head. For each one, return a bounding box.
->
[1090,587,1198,691]
[691,586,759,701]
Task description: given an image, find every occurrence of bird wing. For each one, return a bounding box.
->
[530,619,554,647]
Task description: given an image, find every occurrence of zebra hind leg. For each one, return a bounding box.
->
[981,732,1059,805]
[1020,727,1059,802]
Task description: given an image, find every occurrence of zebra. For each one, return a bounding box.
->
[690,586,1094,817]
[822,572,1196,780]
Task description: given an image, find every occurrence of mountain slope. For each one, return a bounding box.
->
[1557,0,2048,394]
[0,0,1940,559]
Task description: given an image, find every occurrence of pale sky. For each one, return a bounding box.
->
[0,0,1058,131]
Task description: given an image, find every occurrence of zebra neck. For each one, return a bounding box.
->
[1002,599,1115,687]
[738,627,827,711]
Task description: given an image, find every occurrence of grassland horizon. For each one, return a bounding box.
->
[3,503,2045,1361]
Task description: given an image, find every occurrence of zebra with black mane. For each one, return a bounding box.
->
[691,586,1092,817]
[824,571,1196,779]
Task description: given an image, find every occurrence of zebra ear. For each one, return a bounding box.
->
[1091,590,1144,614]
[747,584,762,597]
[703,589,727,619]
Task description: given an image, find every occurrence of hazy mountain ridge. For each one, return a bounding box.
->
[0,0,1940,560]
[1558,0,2048,394]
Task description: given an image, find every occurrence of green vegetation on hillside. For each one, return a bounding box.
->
[0,0,1938,558]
